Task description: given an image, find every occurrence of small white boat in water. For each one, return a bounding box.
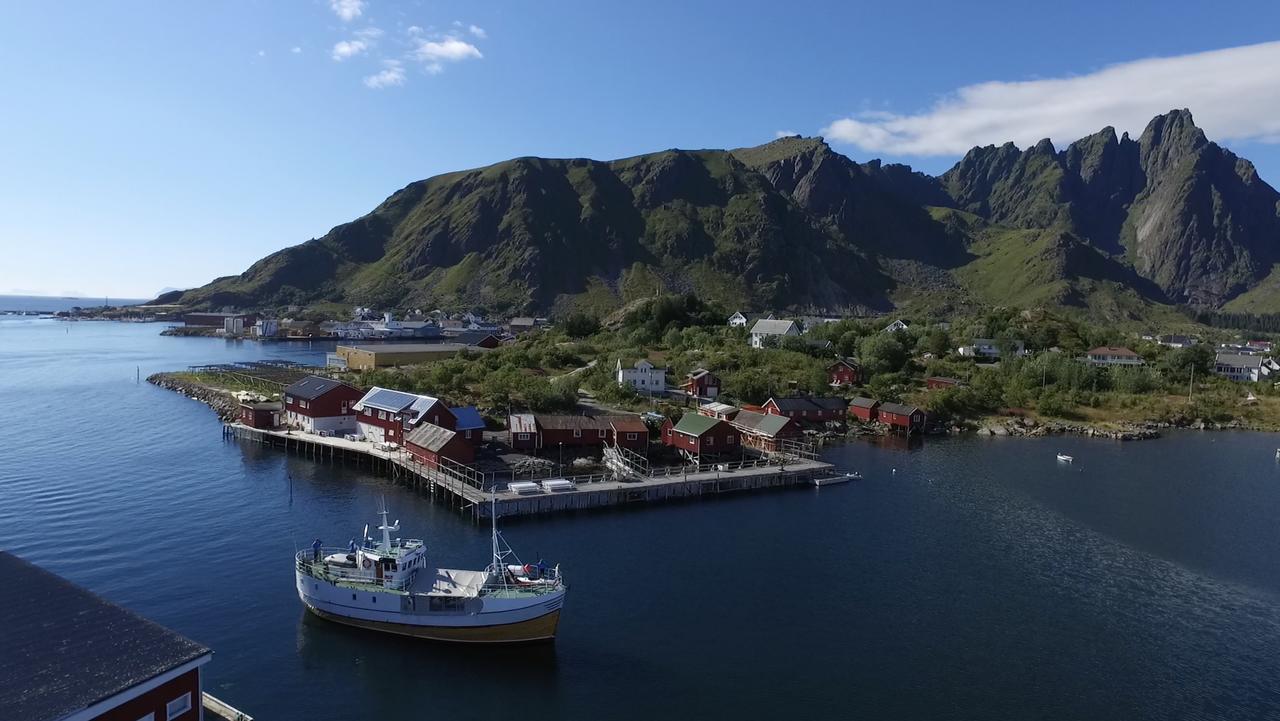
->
[812,471,861,487]
[1056,453,1073,463]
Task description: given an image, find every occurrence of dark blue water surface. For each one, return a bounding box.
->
[3,318,1280,720]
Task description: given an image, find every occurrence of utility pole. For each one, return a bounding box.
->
[1188,364,1195,403]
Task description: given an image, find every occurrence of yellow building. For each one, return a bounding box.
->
[335,343,490,370]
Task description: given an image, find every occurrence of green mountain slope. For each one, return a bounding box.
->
[174,110,1280,318]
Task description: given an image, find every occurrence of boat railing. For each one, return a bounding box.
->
[295,548,410,592]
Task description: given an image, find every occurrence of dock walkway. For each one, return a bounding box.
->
[223,424,833,520]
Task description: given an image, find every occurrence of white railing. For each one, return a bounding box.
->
[295,549,410,591]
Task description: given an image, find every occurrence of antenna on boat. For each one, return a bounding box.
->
[377,496,398,551]
[490,491,500,572]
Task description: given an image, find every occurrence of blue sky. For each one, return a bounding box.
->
[3,1,1279,298]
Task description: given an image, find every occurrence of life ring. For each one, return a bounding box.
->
[362,558,372,569]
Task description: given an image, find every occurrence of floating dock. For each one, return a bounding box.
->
[223,424,834,520]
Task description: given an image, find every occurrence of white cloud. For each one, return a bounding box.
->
[406,25,423,36]
[291,46,302,54]
[364,59,405,89]
[332,27,381,61]
[331,39,368,61]
[468,24,487,39]
[821,41,1280,156]
[775,130,798,139]
[413,37,483,63]
[330,0,365,22]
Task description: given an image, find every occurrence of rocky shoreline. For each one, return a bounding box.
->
[147,372,240,421]
[972,418,1159,441]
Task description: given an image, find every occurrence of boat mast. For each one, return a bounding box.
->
[490,492,500,571]
[377,498,398,552]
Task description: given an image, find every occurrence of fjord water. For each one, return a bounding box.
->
[2,319,1280,719]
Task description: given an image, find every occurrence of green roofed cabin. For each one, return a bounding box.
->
[661,413,740,457]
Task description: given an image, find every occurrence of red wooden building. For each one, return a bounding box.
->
[681,368,721,398]
[827,358,862,387]
[2,551,231,721]
[353,387,456,445]
[609,416,650,452]
[450,405,486,447]
[925,376,964,390]
[849,397,880,422]
[405,423,475,468]
[763,396,848,423]
[239,400,281,429]
[661,414,740,456]
[877,401,925,434]
[507,413,648,453]
[282,375,364,435]
[508,413,540,451]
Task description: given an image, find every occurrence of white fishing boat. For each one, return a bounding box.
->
[1056,453,1073,463]
[295,502,566,643]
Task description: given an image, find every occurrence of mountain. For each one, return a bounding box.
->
[176,150,894,316]
[173,110,1280,319]
[940,110,1280,307]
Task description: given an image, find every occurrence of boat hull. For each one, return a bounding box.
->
[304,602,561,643]
[296,569,565,643]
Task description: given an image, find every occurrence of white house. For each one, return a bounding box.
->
[1214,352,1280,382]
[958,338,1025,359]
[882,319,910,334]
[1084,346,1145,367]
[749,319,800,348]
[616,359,667,394]
[727,311,749,328]
[1156,334,1197,349]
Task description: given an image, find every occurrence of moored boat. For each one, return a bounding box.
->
[1056,453,1073,463]
[295,503,566,643]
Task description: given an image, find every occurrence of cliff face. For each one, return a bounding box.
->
[940,110,1280,306]
[175,110,1280,315]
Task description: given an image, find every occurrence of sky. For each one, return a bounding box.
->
[3,1,1280,299]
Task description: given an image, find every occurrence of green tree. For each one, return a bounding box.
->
[860,333,909,376]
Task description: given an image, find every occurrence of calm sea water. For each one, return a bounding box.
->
[0,294,148,313]
[2,318,1280,720]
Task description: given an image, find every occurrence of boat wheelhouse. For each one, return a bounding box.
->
[295,503,565,643]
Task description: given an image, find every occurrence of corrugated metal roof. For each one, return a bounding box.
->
[450,405,485,431]
[850,397,879,408]
[1216,353,1264,368]
[535,415,610,431]
[750,319,798,335]
[605,415,648,433]
[732,410,792,437]
[508,413,537,434]
[0,552,211,721]
[878,402,921,416]
[405,423,457,452]
[672,413,723,437]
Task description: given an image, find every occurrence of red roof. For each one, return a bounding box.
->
[1087,346,1138,357]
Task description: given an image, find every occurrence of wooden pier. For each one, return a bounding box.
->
[222,424,834,521]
